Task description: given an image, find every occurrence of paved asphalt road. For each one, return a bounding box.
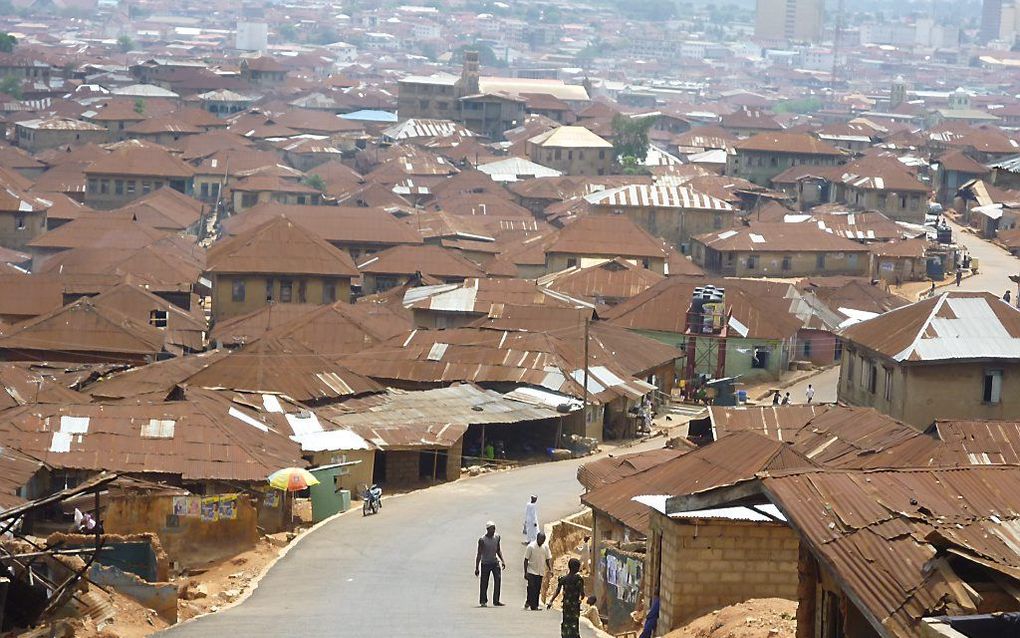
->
[162,455,607,638]
[950,221,1020,297]
[784,365,839,405]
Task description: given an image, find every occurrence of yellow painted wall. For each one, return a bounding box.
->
[0,209,47,250]
[310,448,376,496]
[211,273,351,321]
[546,252,666,276]
[104,493,259,569]
[838,349,1020,429]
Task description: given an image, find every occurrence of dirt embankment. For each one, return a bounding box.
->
[664,598,797,638]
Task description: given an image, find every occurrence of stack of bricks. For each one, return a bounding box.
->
[652,513,800,632]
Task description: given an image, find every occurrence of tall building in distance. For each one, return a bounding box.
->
[754,0,824,43]
[982,0,1020,44]
[236,21,268,52]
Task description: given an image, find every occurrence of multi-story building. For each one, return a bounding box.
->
[14,118,108,153]
[691,223,870,278]
[728,132,844,186]
[0,182,49,251]
[397,51,588,140]
[84,140,195,210]
[583,184,736,251]
[839,291,1020,428]
[526,126,613,176]
[206,216,357,321]
[981,0,1020,44]
[754,0,824,42]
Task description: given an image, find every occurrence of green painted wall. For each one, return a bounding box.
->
[631,329,787,381]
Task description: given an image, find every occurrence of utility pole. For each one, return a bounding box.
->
[581,316,590,439]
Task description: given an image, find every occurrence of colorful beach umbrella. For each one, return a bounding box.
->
[268,467,320,492]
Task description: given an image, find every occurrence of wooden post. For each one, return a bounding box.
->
[796,541,819,638]
[0,576,8,631]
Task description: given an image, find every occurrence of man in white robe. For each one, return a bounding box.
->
[523,495,539,544]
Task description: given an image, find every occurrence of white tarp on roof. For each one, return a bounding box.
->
[292,428,373,452]
[286,412,324,437]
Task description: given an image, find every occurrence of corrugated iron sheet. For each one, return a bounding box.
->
[761,467,1020,638]
[843,292,1020,362]
[318,384,563,449]
[0,388,306,482]
[934,420,1020,464]
[584,184,734,211]
[583,431,817,533]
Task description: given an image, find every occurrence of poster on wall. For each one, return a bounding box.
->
[200,496,220,522]
[186,496,201,518]
[219,495,238,520]
[264,490,280,508]
[172,496,188,516]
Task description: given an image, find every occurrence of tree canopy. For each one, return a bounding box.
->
[303,174,326,191]
[0,32,16,54]
[0,76,22,99]
[611,114,655,163]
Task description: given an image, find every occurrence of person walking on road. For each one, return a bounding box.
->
[523,531,552,610]
[475,521,505,607]
[772,390,781,405]
[805,384,815,404]
[523,495,539,544]
[1005,290,1012,304]
[956,270,962,286]
[781,392,790,405]
[548,558,584,638]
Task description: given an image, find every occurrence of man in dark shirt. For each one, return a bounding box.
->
[475,521,505,607]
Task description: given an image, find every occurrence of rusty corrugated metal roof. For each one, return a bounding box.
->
[0,297,167,359]
[0,388,306,482]
[538,258,665,303]
[761,467,1020,638]
[183,339,382,403]
[340,326,654,404]
[582,431,817,533]
[841,292,1020,362]
[319,384,563,450]
[933,420,1020,465]
[577,448,687,491]
[207,215,359,277]
[547,215,668,259]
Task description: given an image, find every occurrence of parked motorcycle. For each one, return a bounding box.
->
[361,483,383,516]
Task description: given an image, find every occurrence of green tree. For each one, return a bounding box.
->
[277,24,298,43]
[619,155,649,175]
[774,97,823,114]
[454,43,505,67]
[117,35,135,53]
[0,32,16,53]
[134,98,146,114]
[0,76,22,99]
[611,114,655,162]
[303,174,326,191]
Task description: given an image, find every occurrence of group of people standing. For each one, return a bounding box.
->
[474,495,596,637]
[771,383,815,406]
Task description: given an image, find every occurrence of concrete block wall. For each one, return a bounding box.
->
[386,450,420,485]
[445,438,463,481]
[653,515,800,633]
